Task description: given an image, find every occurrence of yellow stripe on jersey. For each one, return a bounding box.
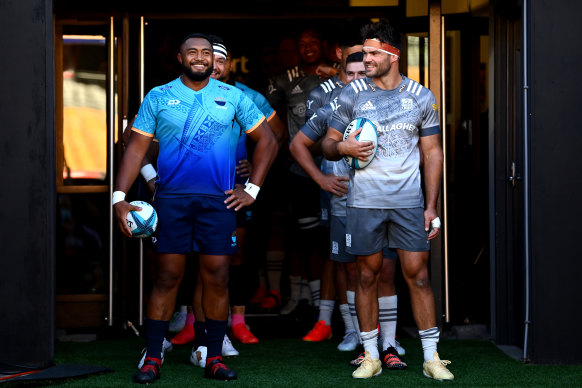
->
[131,127,155,137]
[244,115,266,134]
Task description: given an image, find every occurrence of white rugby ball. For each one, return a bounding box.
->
[126,200,158,238]
[342,118,378,169]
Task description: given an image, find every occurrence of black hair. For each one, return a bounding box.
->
[360,19,402,51]
[180,32,212,47]
[208,34,225,46]
[346,51,364,64]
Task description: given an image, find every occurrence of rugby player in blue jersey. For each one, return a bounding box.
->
[113,33,278,383]
[322,20,453,380]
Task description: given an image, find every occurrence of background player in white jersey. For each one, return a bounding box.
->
[113,33,278,383]
[322,20,453,380]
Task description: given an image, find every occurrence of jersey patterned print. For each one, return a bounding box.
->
[233,81,275,184]
[133,77,265,197]
[266,65,323,176]
[329,75,440,209]
[305,75,344,120]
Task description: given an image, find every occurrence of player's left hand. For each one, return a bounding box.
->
[236,159,253,179]
[424,208,441,240]
[225,184,254,211]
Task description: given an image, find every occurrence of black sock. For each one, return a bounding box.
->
[205,318,227,359]
[145,319,169,360]
[193,320,207,348]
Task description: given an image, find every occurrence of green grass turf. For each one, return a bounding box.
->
[8,336,582,387]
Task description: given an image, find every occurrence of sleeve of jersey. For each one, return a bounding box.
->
[250,89,275,121]
[132,92,156,138]
[265,77,284,109]
[328,88,354,135]
[301,104,333,142]
[236,93,266,134]
[305,88,320,121]
[419,91,441,137]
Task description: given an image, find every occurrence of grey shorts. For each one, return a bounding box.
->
[331,215,397,262]
[345,207,430,255]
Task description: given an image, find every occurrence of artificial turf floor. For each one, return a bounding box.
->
[8,334,582,387]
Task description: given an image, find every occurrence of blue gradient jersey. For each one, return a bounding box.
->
[329,75,440,209]
[233,81,275,184]
[133,77,265,197]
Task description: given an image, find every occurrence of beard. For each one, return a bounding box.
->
[182,61,214,82]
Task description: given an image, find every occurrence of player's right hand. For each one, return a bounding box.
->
[318,173,349,196]
[114,201,142,238]
[339,128,375,160]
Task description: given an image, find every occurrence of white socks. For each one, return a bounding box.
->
[308,279,321,307]
[346,291,361,341]
[419,327,440,361]
[360,328,380,359]
[378,295,397,351]
[339,303,356,334]
[318,299,335,325]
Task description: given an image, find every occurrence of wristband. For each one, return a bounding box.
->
[112,191,126,206]
[244,183,260,200]
[140,163,157,182]
[430,217,441,229]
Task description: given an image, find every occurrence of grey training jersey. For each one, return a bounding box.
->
[306,75,345,120]
[329,75,440,209]
[301,93,349,217]
[266,65,323,176]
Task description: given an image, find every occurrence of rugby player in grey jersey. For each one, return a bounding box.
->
[322,20,453,380]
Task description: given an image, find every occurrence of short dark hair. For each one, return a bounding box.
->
[180,32,212,48]
[360,19,402,51]
[346,51,364,64]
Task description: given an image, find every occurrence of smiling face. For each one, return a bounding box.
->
[363,47,392,79]
[178,37,214,81]
[211,52,231,82]
[297,30,323,65]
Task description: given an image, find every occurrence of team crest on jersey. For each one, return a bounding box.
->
[167,99,181,106]
[401,98,413,111]
[214,97,227,109]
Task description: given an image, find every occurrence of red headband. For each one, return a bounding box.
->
[363,38,400,57]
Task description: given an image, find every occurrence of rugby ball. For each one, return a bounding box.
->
[342,118,378,169]
[126,200,158,238]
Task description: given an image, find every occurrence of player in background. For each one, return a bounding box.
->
[113,33,278,383]
[265,28,337,316]
[209,36,287,345]
[322,20,453,380]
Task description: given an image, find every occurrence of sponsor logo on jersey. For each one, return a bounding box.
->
[218,85,230,90]
[292,103,306,117]
[432,104,438,111]
[401,98,413,111]
[359,100,376,111]
[377,122,417,133]
[291,85,303,95]
[346,233,352,247]
[167,99,181,106]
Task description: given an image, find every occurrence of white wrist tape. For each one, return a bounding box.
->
[244,183,260,200]
[140,163,157,182]
[430,217,441,229]
[112,191,126,206]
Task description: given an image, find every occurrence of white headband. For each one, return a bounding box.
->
[213,43,227,60]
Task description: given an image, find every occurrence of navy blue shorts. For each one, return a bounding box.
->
[153,195,237,255]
